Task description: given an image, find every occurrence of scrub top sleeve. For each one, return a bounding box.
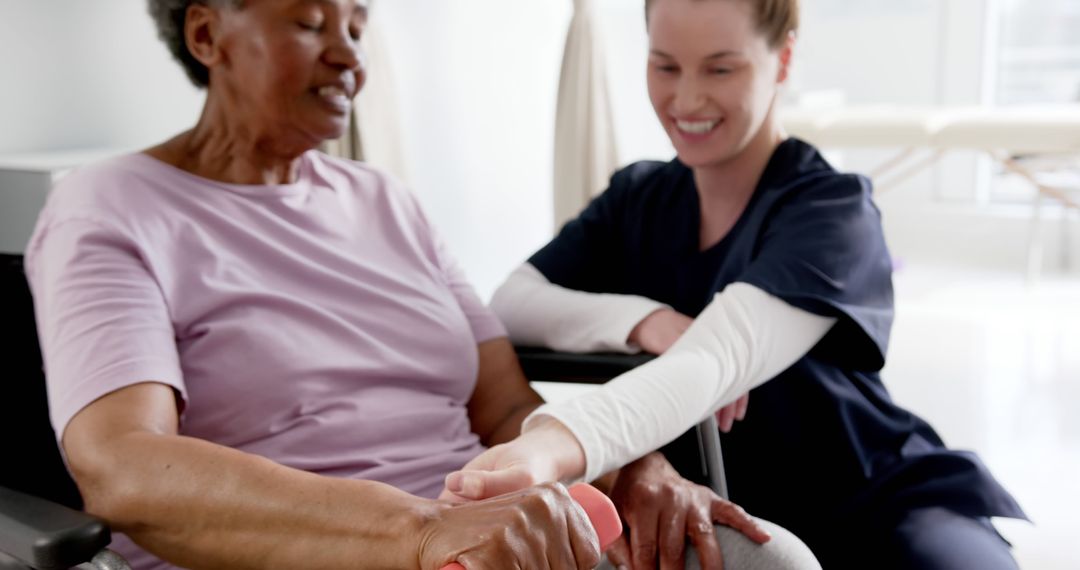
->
[736,174,894,371]
[528,168,633,293]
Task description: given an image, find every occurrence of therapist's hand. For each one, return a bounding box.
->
[628,309,693,354]
[716,393,750,433]
[606,452,771,570]
[439,417,586,502]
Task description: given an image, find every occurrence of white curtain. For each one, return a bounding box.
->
[322,14,409,184]
[552,0,619,230]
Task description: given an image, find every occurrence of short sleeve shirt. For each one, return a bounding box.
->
[27,151,503,499]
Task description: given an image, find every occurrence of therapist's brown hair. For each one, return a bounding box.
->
[644,0,799,49]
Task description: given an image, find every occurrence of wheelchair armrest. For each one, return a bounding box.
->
[0,485,110,570]
[514,347,656,385]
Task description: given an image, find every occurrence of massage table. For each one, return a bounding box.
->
[781,104,1080,278]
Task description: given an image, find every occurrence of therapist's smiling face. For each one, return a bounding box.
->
[646,0,791,168]
[201,0,369,146]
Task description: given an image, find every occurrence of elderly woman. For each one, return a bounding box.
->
[26,1,787,569]
[27,0,602,568]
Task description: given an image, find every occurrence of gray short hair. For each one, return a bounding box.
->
[147,0,243,88]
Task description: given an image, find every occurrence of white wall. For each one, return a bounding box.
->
[1,0,1067,291]
[0,0,573,297]
[0,1,204,154]
[373,1,571,298]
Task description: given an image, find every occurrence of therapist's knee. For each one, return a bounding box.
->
[692,518,821,570]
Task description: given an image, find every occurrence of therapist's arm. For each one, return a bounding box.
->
[444,282,836,491]
[63,382,601,570]
[439,338,587,500]
[491,263,670,353]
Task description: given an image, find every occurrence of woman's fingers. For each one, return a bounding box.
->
[562,492,604,570]
[631,309,695,355]
[716,393,750,432]
[424,483,601,570]
[734,393,749,421]
[608,454,771,570]
[710,498,772,544]
[687,512,725,570]
[605,535,632,570]
[716,404,737,432]
[659,504,689,570]
[627,498,661,570]
[443,467,537,501]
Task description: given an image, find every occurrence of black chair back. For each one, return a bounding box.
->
[0,253,83,510]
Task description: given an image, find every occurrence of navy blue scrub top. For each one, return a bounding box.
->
[529,138,1026,544]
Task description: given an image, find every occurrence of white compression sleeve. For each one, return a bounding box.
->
[490,263,669,354]
[521,282,837,482]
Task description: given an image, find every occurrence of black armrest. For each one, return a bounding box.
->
[0,485,110,570]
[514,347,655,385]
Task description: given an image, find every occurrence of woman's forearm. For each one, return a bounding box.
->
[67,380,602,570]
[521,283,836,482]
[466,338,545,447]
[74,431,430,570]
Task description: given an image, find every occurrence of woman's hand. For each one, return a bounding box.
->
[439,417,586,502]
[606,452,771,570]
[421,482,602,570]
[627,309,694,354]
[715,393,750,433]
[438,440,559,503]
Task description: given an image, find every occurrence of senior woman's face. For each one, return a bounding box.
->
[209,0,368,144]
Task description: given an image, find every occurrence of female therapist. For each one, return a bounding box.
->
[443,0,1028,568]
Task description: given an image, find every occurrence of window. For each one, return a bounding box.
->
[990,0,1080,204]
[996,0,1080,105]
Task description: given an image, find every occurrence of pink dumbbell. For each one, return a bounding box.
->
[441,483,623,569]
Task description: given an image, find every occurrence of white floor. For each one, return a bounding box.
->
[884,264,1080,570]
[533,263,1080,569]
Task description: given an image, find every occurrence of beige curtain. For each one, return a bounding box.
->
[552,0,619,230]
[322,15,409,183]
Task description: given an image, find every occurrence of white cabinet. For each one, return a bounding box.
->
[0,149,125,253]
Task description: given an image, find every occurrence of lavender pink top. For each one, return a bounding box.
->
[26,151,505,569]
